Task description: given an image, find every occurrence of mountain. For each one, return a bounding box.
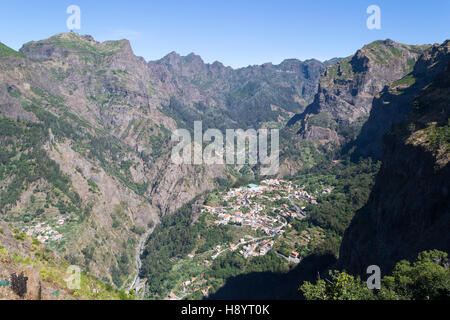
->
[0,32,333,289]
[148,51,332,131]
[0,33,224,287]
[288,40,430,145]
[338,41,450,276]
[350,40,450,160]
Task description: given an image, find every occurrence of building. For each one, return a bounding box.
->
[247,184,260,192]
[168,292,178,300]
[288,251,301,264]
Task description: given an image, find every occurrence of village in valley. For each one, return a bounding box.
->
[165,178,333,300]
[203,179,316,259]
[22,217,67,244]
[4,176,332,301]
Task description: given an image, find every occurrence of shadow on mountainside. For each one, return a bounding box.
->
[206,253,336,300]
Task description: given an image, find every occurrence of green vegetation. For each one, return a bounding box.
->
[140,194,290,299]
[301,269,373,300]
[307,112,337,130]
[392,74,416,88]
[280,128,332,171]
[50,67,71,82]
[290,159,380,256]
[87,179,99,193]
[140,201,198,297]
[139,158,380,299]
[48,33,125,56]
[199,250,289,297]
[0,42,25,59]
[7,86,22,99]
[0,32,444,302]
[0,118,81,213]
[161,80,303,132]
[406,58,416,71]
[0,83,149,289]
[421,121,450,153]
[22,88,148,195]
[196,219,233,254]
[300,250,450,300]
[0,240,134,300]
[336,116,369,141]
[324,57,353,80]
[364,41,406,65]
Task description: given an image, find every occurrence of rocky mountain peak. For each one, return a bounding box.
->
[159,51,182,65]
[185,52,203,62]
[338,41,450,276]
[211,60,225,68]
[288,40,431,145]
[19,32,133,61]
[350,40,449,160]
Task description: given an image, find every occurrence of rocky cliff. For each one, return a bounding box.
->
[338,41,450,276]
[148,50,334,130]
[351,40,450,160]
[288,40,429,145]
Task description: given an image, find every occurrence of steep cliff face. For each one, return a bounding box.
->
[351,41,450,160]
[338,41,450,276]
[288,40,429,145]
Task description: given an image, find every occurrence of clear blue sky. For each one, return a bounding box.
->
[1,0,449,68]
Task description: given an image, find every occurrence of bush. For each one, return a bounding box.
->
[300,250,450,300]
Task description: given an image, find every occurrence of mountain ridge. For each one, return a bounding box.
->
[287,39,431,145]
[338,40,450,276]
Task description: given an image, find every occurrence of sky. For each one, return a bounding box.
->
[0,0,449,68]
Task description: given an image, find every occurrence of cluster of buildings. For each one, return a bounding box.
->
[169,277,212,300]
[168,179,332,299]
[22,217,66,243]
[290,188,317,204]
[203,179,320,237]
[201,179,328,259]
[240,239,274,259]
[208,206,284,237]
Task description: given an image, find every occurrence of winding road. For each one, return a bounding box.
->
[288,195,306,218]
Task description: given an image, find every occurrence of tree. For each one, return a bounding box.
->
[379,250,450,300]
[300,270,373,300]
[300,250,450,300]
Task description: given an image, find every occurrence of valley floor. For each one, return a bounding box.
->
[146,179,330,300]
